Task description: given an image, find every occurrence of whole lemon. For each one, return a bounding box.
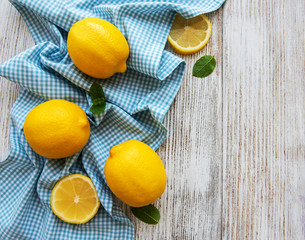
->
[67,17,129,79]
[23,100,90,159]
[104,140,167,207]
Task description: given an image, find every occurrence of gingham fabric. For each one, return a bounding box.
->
[0,0,225,239]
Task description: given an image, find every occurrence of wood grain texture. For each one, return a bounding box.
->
[222,0,305,239]
[0,0,34,160]
[1,0,305,239]
[126,10,223,239]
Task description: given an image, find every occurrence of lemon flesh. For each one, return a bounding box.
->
[168,13,212,55]
[104,140,167,207]
[51,174,100,224]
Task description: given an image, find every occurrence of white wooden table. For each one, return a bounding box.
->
[1,0,304,239]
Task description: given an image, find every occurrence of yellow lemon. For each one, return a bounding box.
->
[104,140,167,207]
[23,99,90,159]
[168,13,212,55]
[50,174,100,224]
[67,17,129,79]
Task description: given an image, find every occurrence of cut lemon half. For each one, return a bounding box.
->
[50,174,100,224]
[168,13,212,55]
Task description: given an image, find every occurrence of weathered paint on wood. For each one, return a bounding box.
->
[126,9,224,239]
[222,0,305,239]
[0,0,34,159]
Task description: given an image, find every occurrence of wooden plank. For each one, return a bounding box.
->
[128,10,223,239]
[222,0,305,239]
[0,0,34,160]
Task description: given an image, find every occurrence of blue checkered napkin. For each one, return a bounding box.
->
[0,0,225,239]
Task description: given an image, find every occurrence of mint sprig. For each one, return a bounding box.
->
[193,55,216,78]
[89,83,106,114]
[130,204,160,224]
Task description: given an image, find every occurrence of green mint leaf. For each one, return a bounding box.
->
[89,83,106,114]
[89,83,105,100]
[92,97,105,106]
[130,204,160,225]
[90,102,106,115]
[192,55,216,78]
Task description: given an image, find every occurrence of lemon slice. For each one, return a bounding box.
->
[50,174,100,224]
[168,13,212,55]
